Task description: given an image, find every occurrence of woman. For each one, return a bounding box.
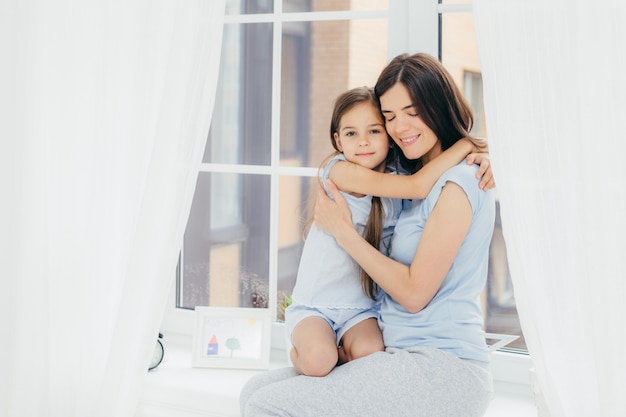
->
[240,53,495,417]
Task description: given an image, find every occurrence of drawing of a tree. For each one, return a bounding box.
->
[226,337,241,358]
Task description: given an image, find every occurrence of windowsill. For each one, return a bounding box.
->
[137,336,286,417]
[137,331,538,417]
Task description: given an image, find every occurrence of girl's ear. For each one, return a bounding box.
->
[334,132,343,152]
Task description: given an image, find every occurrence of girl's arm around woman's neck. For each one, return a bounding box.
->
[327,139,473,199]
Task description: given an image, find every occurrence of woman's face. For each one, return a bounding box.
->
[379,83,441,163]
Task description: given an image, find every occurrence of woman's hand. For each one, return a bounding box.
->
[466,152,496,190]
[314,180,354,240]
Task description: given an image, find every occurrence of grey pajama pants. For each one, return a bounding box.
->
[240,346,493,417]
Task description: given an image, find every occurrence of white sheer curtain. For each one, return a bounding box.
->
[473,1,626,417]
[0,1,224,416]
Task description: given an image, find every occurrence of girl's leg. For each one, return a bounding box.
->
[339,317,384,364]
[243,347,493,417]
[290,316,339,377]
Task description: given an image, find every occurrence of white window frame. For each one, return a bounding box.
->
[160,0,533,392]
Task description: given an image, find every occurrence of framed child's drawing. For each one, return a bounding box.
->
[192,306,272,370]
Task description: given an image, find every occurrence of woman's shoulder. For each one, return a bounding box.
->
[436,161,478,190]
[427,162,492,209]
[444,160,477,176]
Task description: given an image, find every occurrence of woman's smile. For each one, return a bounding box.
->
[398,134,420,145]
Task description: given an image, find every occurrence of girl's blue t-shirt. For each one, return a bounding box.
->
[290,154,402,308]
[380,161,495,363]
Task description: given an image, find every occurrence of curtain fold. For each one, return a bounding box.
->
[0,1,225,416]
[473,1,626,416]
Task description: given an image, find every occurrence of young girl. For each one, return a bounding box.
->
[285,86,482,377]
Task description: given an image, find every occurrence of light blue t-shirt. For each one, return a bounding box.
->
[379,161,495,363]
[290,154,402,308]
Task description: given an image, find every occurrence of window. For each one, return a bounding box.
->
[441,1,525,351]
[177,0,390,317]
[171,0,527,354]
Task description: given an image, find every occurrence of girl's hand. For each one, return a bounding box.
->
[314,180,354,239]
[466,152,496,190]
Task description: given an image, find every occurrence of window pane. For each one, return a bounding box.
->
[280,18,388,167]
[283,0,388,12]
[283,0,310,13]
[179,172,270,310]
[442,8,527,351]
[463,71,485,137]
[226,0,274,14]
[204,22,273,165]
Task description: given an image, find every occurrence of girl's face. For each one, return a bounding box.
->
[379,82,441,164]
[334,102,390,172]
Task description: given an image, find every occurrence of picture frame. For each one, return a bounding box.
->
[192,306,272,370]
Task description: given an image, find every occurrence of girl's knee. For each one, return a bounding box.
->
[349,342,385,359]
[345,338,384,361]
[293,345,338,377]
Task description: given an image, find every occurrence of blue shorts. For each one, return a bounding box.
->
[285,304,379,346]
